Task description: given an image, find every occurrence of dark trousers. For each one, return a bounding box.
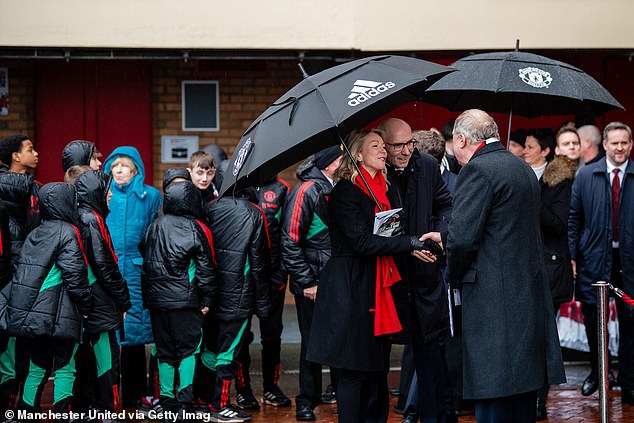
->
[474,391,536,423]
[119,344,159,406]
[235,284,286,391]
[338,369,383,423]
[365,343,391,423]
[19,337,78,411]
[295,294,322,407]
[396,345,415,411]
[74,331,122,412]
[410,310,454,422]
[196,317,249,409]
[0,335,17,413]
[612,248,634,391]
[150,309,202,407]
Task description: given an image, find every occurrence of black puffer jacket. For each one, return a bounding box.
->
[205,195,270,321]
[0,199,11,287]
[0,172,33,269]
[141,181,216,310]
[62,140,95,172]
[76,170,131,333]
[281,162,333,295]
[5,183,94,341]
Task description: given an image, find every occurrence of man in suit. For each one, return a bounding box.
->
[568,121,634,405]
[436,109,565,422]
[380,118,454,423]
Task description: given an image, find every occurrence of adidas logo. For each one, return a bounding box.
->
[347,79,396,107]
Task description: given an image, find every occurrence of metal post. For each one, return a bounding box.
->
[593,280,609,423]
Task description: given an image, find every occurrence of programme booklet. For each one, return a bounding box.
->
[373,207,404,237]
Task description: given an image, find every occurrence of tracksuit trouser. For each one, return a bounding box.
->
[235,285,286,392]
[19,337,78,413]
[150,309,202,411]
[195,317,249,410]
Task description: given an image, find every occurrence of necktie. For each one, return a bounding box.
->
[612,168,621,242]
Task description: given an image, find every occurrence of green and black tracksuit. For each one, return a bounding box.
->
[4,182,93,413]
[140,181,216,411]
[196,195,270,410]
[73,170,132,413]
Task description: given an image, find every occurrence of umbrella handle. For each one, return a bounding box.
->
[337,131,384,212]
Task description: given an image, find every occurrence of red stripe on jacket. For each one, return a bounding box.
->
[289,181,314,242]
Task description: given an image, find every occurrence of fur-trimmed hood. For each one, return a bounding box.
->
[543,155,577,187]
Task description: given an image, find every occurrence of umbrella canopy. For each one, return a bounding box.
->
[423,50,624,118]
[219,55,453,196]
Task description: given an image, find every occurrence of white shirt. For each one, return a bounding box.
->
[531,162,548,181]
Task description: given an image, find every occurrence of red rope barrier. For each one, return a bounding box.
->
[609,284,634,307]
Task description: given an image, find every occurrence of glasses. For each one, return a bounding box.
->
[385,139,418,152]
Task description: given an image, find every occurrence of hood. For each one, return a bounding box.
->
[543,155,577,187]
[102,146,147,197]
[163,180,203,219]
[0,172,33,222]
[103,146,146,180]
[39,182,79,224]
[61,140,95,172]
[162,167,191,191]
[75,170,111,217]
[296,159,329,185]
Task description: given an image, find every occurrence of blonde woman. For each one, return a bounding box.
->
[306,130,432,422]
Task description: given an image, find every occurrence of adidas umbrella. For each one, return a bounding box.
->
[219,55,453,198]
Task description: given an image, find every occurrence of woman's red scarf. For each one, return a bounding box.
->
[354,166,403,337]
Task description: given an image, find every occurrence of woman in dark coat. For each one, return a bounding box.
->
[306,130,432,422]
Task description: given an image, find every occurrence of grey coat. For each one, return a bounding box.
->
[445,142,566,400]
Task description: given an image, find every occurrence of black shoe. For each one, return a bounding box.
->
[609,371,620,390]
[236,389,260,410]
[262,385,292,407]
[390,387,401,397]
[622,390,634,406]
[320,384,336,404]
[582,373,598,396]
[401,414,417,423]
[295,405,316,421]
[536,399,547,421]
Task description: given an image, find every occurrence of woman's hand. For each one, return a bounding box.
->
[411,249,437,263]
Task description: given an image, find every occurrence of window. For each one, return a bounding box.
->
[182,80,219,131]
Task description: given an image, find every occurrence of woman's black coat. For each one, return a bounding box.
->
[540,156,576,304]
[306,179,412,372]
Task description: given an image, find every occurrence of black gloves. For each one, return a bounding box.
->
[409,237,444,256]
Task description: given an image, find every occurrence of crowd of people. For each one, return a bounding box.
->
[0,107,632,423]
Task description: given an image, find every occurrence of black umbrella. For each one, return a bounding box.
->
[219,55,453,199]
[423,44,624,139]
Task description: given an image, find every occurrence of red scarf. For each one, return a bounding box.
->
[354,166,403,337]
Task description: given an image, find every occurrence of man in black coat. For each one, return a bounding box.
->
[380,118,453,423]
[440,109,566,423]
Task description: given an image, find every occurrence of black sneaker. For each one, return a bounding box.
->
[262,385,291,407]
[320,384,336,404]
[236,389,260,410]
[209,405,252,423]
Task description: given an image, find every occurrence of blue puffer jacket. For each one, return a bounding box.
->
[103,147,162,345]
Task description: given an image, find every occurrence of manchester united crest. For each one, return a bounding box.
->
[518,67,553,89]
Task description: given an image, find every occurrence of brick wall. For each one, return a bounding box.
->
[151,60,304,190]
[0,61,35,145]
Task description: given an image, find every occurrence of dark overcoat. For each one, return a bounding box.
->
[445,142,566,400]
[387,151,453,343]
[568,158,634,304]
[306,179,412,371]
[540,156,575,304]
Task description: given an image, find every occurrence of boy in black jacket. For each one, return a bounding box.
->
[193,190,270,423]
[3,182,93,417]
[140,178,216,418]
[67,166,132,416]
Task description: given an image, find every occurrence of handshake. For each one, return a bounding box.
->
[410,235,444,256]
